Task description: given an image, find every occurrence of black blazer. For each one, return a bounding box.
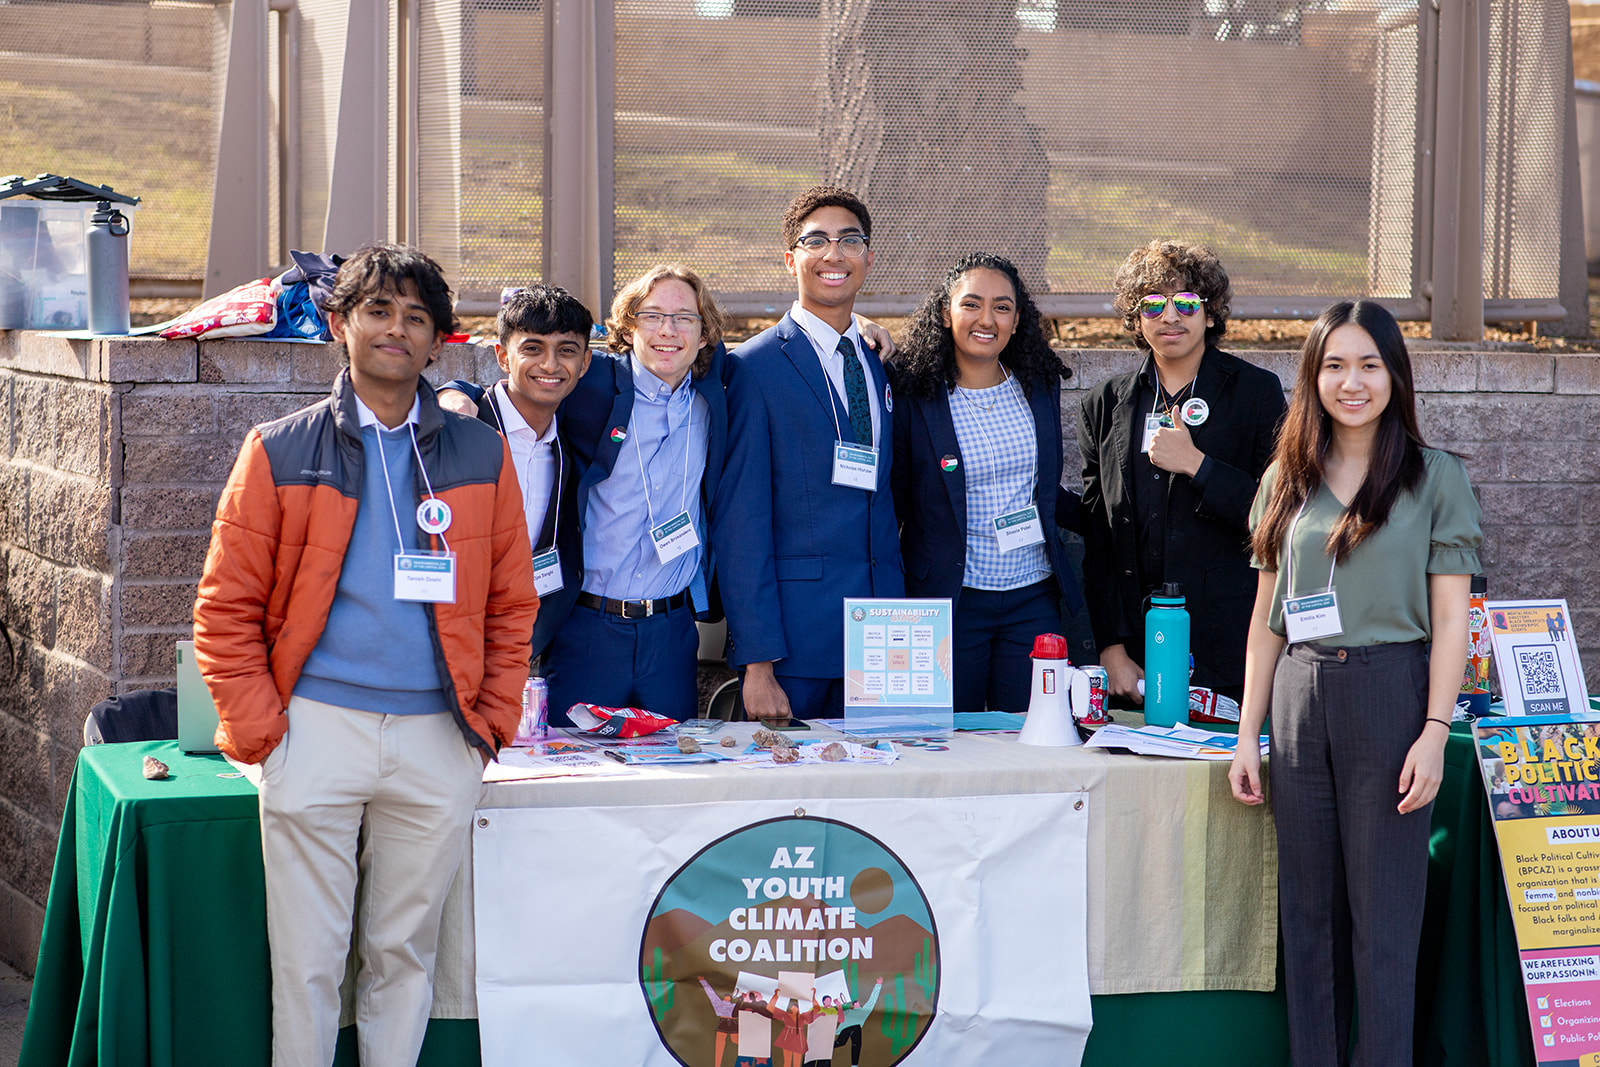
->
[890,370,1084,617]
[560,346,731,622]
[1076,346,1285,692]
[464,384,583,661]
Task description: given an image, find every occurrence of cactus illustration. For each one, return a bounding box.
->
[913,937,937,1004]
[878,974,918,1055]
[642,947,674,1016]
[843,956,860,999]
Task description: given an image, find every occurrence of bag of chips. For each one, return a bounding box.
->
[160,278,277,339]
[566,703,676,738]
[1189,687,1242,724]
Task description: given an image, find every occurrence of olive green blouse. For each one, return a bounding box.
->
[1249,448,1484,646]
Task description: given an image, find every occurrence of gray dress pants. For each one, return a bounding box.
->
[1270,640,1431,1067]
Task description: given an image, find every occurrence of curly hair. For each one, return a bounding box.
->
[606,263,726,381]
[889,252,1065,400]
[1111,240,1231,352]
[780,186,872,248]
[327,242,458,340]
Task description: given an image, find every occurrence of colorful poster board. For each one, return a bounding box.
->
[1486,599,1588,716]
[842,598,954,723]
[1476,713,1600,1064]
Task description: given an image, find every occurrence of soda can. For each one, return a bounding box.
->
[514,676,549,745]
[1081,666,1109,725]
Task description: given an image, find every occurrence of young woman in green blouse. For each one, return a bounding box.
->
[1228,301,1482,1066]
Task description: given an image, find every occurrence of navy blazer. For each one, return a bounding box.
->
[466,386,582,660]
[712,313,903,675]
[889,371,1085,617]
[558,345,730,620]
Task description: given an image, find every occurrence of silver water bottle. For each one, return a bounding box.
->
[86,200,131,335]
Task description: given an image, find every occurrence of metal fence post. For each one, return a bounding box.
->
[543,0,613,317]
[1430,0,1487,341]
[204,0,271,298]
[323,0,390,256]
[1555,50,1591,337]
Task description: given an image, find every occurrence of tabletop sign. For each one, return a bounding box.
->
[843,598,954,726]
[1486,599,1589,716]
[1475,712,1600,1066]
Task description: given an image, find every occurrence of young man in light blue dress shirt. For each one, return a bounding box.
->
[541,265,731,723]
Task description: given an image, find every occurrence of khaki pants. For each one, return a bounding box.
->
[256,695,484,1067]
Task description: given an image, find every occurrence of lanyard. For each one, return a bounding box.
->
[1284,498,1336,597]
[492,385,563,553]
[1149,373,1196,422]
[954,368,1037,503]
[634,390,695,532]
[373,421,451,554]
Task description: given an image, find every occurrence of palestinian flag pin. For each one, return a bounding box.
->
[610,427,628,443]
[940,455,959,472]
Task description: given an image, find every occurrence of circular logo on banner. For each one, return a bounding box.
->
[940,455,959,473]
[1179,397,1209,427]
[639,816,939,1067]
[851,607,867,622]
[611,426,629,443]
[416,498,452,535]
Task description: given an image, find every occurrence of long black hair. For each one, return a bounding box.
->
[1252,300,1427,567]
[890,252,1064,400]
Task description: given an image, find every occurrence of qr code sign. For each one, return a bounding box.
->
[1516,647,1563,697]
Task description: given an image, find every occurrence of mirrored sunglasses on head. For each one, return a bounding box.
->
[1139,292,1204,318]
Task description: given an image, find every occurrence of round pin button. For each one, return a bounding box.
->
[940,455,959,472]
[1180,397,1210,427]
[610,426,628,443]
[417,498,453,535]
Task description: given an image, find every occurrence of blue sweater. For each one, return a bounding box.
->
[295,422,448,715]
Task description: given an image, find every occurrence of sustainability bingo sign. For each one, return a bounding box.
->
[843,599,953,713]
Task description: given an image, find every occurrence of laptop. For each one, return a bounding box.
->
[175,640,220,754]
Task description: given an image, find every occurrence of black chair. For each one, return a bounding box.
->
[82,688,178,745]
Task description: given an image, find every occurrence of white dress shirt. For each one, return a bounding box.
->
[790,303,882,447]
[492,382,560,550]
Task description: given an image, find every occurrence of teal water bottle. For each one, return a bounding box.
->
[1144,582,1191,728]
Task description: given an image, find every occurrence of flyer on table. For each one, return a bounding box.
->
[842,599,954,714]
[1476,713,1600,1065]
[1485,599,1588,716]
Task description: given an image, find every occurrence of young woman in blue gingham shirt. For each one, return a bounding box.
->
[888,254,1083,712]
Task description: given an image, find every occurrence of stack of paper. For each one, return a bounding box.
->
[1083,724,1268,761]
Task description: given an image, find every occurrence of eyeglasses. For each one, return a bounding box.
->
[635,311,703,330]
[1138,292,1204,318]
[793,233,869,257]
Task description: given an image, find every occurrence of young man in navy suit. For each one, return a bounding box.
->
[714,187,904,721]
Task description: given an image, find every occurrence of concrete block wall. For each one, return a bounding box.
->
[0,334,1594,979]
[0,332,500,976]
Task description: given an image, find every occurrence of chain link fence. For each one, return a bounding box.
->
[0,0,226,280]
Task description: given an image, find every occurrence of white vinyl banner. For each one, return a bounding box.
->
[474,792,1090,1067]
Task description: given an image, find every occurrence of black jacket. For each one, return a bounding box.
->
[1076,346,1285,693]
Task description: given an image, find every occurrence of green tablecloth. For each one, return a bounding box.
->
[21,730,1536,1066]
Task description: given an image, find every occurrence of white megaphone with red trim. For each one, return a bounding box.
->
[1019,633,1088,747]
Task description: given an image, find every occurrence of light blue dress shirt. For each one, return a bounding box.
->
[581,356,710,600]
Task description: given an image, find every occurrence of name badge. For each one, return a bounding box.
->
[1284,591,1343,643]
[832,442,879,490]
[1141,411,1173,454]
[993,506,1046,552]
[651,511,700,564]
[394,550,456,603]
[532,548,564,597]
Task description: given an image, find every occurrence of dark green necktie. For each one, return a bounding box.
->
[837,336,872,445]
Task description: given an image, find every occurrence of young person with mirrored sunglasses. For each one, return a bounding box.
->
[1077,240,1286,705]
